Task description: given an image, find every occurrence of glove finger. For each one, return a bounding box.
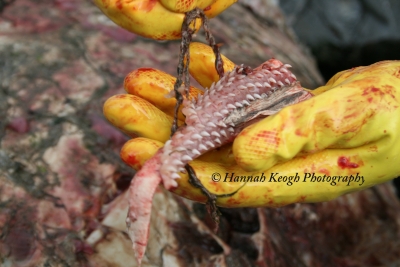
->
[124,68,203,121]
[189,42,235,88]
[120,138,391,207]
[231,142,398,207]
[120,137,243,199]
[104,94,183,142]
[159,0,214,12]
[121,138,164,171]
[203,0,237,18]
[93,0,201,40]
[234,61,400,172]
[178,139,399,207]
[122,135,237,169]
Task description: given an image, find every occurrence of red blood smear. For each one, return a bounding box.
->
[74,240,94,255]
[337,157,359,169]
[7,117,30,133]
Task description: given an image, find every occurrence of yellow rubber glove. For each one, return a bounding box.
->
[104,42,400,207]
[231,61,400,204]
[93,0,237,40]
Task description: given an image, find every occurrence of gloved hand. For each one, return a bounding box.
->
[93,0,236,40]
[104,42,400,207]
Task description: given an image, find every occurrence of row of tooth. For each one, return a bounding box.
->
[165,122,236,155]
[177,65,297,159]
[195,66,296,107]
[163,63,297,178]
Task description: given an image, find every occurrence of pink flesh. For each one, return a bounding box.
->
[127,59,314,265]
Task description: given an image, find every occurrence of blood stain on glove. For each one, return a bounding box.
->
[337,156,359,169]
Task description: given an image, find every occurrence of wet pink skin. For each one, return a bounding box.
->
[126,59,314,265]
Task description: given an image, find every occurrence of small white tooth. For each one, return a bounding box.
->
[201,131,211,137]
[175,146,186,152]
[218,121,227,127]
[229,70,235,77]
[228,93,236,97]
[246,83,255,88]
[165,166,176,173]
[277,81,284,87]
[192,134,202,140]
[215,138,222,144]
[205,102,212,108]
[238,67,243,73]
[172,159,183,166]
[254,94,262,99]
[187,126,195,131]
[206,141,214,148]
[214,112,223,117]
[204,95,210,102]
[228,127,235,132]
[229,123,235,127]
[220,130,227,137]
[199,144,207,151]
[263,82,271,88]
[291,73,296,79]
[197,124,205,128]
[210,90,216,96]
[192,149,201,156]
[175,133,184,139]
[272,70,281,76]
[235,102,243,108]
[281,68,288,73]
[183,140,195,146]
[269,78,277,83]
[189,115,197,121]
[211,131,221,137]
[221,109,229,115]
[263,70,271,74]
[256,73,264,79]
[206,122,216,127]
[284,64,292,68]
[255,82,263,87]
[238,85,246,90]
[227,103,236,109]
[228,76,235,82]
[216,85,223,91]
[178,167,186,172]
[242,100,250,106]
[182,155,193,161]
[204,114,212,118]
[226,82,232,87]
[165,140,172,148]
[171,173,181,179]
[185,108,196,116]
[237,75,245,80]
[261,93,267,98]
[285,78,290,84]
[196,106,202,110]
[246,94,255,101]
